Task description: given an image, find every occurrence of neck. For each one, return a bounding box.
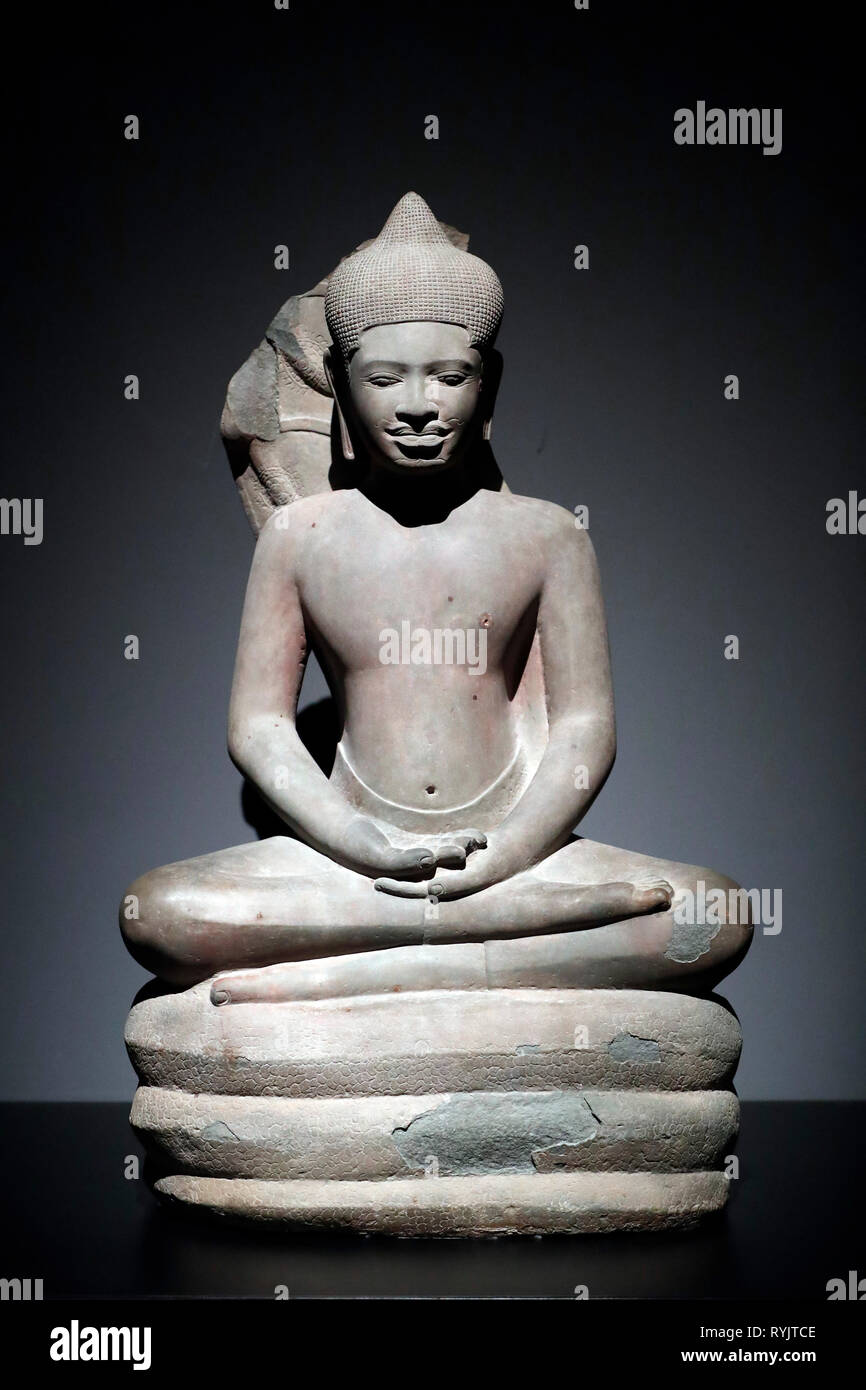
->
[359,455,476,526]
[358,442,502,527]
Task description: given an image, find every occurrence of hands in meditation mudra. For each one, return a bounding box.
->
[121,195,752,1233]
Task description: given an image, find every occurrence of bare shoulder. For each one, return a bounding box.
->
[257,492,355,556]
[489,491,593,549]
[261,491,350,531]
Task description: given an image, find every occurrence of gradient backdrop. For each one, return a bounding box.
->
[1,1,862,1099]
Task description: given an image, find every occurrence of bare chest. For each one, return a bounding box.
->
[297,518,541,673]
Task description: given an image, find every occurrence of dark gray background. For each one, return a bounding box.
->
[1,1,862,1100]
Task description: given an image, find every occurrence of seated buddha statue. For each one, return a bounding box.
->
[120,193,752,1009]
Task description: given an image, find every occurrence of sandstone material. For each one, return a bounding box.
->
[155,1170,730,1236]
[132,1085,739,1181]
[121,192,753,1235]
[125,987,742,1100]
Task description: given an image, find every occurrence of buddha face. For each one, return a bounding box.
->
[346,322,484,472]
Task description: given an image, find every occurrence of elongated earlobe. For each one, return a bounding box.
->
[323,349,355,461]
[337,407,355,461]
[482,416,494,442]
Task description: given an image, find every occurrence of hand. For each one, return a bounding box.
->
[374,834,514,900]
[426,828,488,869]
[342,817,436,880]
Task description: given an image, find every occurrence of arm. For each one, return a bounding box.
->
[227,508,435,879]
[490,514,616,871]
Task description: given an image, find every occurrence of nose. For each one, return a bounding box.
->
[394,376,437,429]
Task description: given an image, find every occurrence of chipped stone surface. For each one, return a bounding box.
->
[127,988,740,1227]
[666,917,722,964]
[223,340,280,443]
[132,1086,738,1181]
[125,987,742,1099]
[608,1033,662,1063]
[391,1091,597,1175]
[155,1170,730,1236]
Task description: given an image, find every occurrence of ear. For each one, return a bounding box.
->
[323,347,355,461]
[480,349,503,442]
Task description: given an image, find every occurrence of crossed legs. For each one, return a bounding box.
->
[121,834,751,1000]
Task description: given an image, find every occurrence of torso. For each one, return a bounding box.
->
[290,488,556,823]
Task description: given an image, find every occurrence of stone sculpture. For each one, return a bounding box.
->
[121,193,751,1234]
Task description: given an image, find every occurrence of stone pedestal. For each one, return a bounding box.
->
[125,986,741,1235]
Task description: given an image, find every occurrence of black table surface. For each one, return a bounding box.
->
[0,1101,861,1300]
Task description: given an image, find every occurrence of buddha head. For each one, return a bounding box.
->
[324,193,504,473]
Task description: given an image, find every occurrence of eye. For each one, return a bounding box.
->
[438,374,467,386]
[367,375,400,387]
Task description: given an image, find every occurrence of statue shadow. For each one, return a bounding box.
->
[240,696,342,841]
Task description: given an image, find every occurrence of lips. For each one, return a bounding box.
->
[393,435,447,446]
[384,428,452,459]
[387,430,451,443]
[393,439,449,460]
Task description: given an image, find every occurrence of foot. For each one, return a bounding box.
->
[577,878,674,920]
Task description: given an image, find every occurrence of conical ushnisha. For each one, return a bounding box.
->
[325,192,504,359]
